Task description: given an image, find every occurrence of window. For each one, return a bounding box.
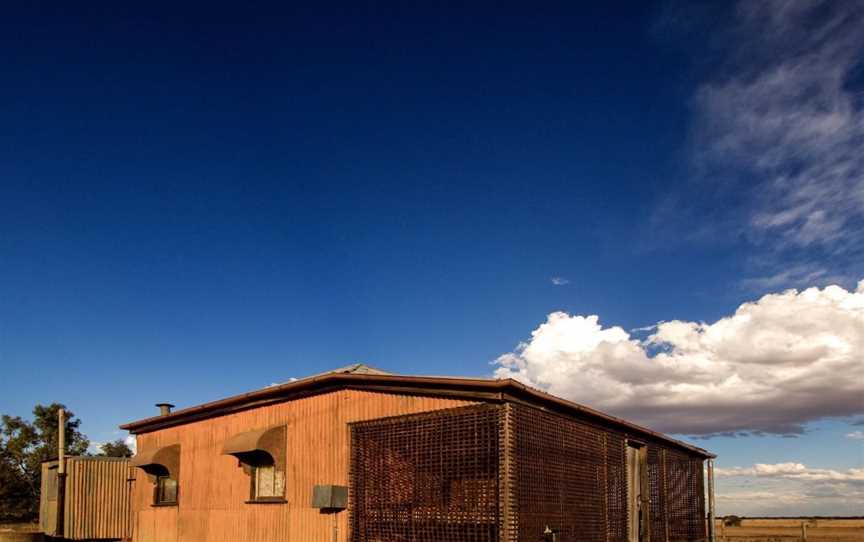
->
[222,425,287,503]
[250,456,284,501]
[155,475,178,505]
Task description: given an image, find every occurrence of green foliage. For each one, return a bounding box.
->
[0,403,90,522]
[98,439,133,458]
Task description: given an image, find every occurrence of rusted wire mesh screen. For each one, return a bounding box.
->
[350,404,502,542]
[606,431,628,542]
[648,447,668,542]
[510,403,706,542]
[510,404,607,542]
[350,401,706,542]
[666,449,706,541]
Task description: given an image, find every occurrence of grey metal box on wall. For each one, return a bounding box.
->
[311,485,348,510]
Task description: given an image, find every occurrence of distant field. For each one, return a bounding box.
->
[716,518,864,542]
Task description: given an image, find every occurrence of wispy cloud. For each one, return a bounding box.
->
[550,277,570,286]
[846,430,864,440]
[738,262,856,292]
[716,462,864,482]
[693,1,864,252]
[494,280,864,436]
[655,1,864,287]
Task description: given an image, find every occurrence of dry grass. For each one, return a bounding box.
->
[716,518,864,542]
[0,523,43,542]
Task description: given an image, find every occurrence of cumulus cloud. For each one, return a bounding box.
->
[715,461,864,516]
[550,277,570,286]
[846,430,864,440]
[693,1,864,252]
[494,281,864,435]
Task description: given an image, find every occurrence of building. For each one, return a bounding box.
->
[120,364,714,542]
[40,456,134,540]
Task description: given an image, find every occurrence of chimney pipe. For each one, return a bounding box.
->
[156,403,175,416]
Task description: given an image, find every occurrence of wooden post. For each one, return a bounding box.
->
[801,521,807,542]
[662,450,669,542]
[500,403,514,542]
[57,408,67,538]
[707,459,716,542]
[603,433,609,542]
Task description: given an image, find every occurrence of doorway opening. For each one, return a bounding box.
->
[626,440,650,542]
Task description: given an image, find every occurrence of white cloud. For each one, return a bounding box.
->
[846,430,864,440]
[494,280,864,435]
[716,463,864,482]
[691,1,864,252]
[125,435,137,455]
[714,461,864,516]
[550,277,570,286]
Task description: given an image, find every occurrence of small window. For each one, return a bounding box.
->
[251,457,285,501]
[155,475,178,505]
[222,425,287,504]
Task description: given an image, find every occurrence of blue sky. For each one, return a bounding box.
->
[1,1,862,516]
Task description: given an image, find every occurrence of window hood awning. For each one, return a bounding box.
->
[130,444,181,478]
[222,426,285,467]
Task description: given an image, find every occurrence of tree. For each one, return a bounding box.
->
[0,403,89,522]
[98,439,133,458]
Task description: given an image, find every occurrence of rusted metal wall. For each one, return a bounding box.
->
[509,403,706,542]
[349,404,502,542]
[39,457,133,540]
[131,389,476,542]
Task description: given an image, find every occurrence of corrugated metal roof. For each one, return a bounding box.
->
[120,367,714,458]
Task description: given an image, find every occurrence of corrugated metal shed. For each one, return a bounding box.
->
[40,456,134,540]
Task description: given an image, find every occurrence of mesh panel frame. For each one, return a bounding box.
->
[350,404,503,542]
[349,401,707,542]
[508,403,707,542]
[665,449,706,542]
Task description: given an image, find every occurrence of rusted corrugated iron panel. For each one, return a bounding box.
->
[40,457,133,540]
[66,456,134,540]
[130,389,477,542]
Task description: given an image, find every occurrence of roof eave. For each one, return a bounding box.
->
[120,373,714,459]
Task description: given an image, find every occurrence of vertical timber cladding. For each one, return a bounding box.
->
[350,404,503,542]
[509,403,707,542]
